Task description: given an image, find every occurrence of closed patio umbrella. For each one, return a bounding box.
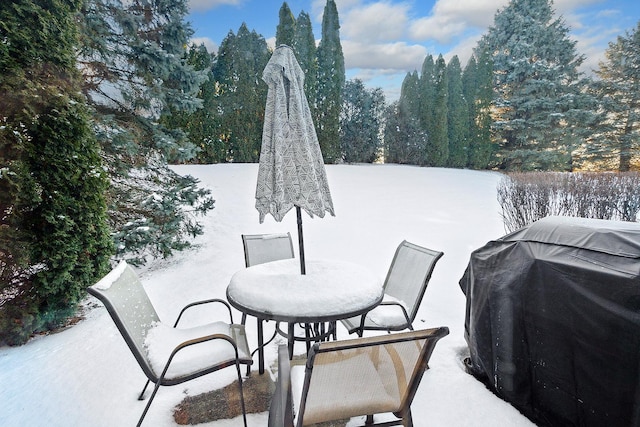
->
[256,44,334,274]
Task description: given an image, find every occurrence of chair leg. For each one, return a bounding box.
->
[403,410,413,427]
[235,361,248,427]
[138,379,151,400]
[288,323,295,359]
[137,380,161,427]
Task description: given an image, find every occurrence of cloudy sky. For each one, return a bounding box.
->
[187,0,640,101]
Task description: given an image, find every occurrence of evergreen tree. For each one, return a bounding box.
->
[316,0,345,163]
[385,74,429,165]
[463,49,494,169]
[426,54,448,166]
[276,2,296,48]
[396,70,422,164]
[594,21,640,171]
[78,0,214,265]
[340,79,385,163]
[446,55,469,167]
[479,0,588,171]
[384,101,428,165]
[402,71,422,120]
[418,55,436,133]
[0,0,112,344]
[212,24,270,163]
[163,44,226,163]
[293,11,318,120]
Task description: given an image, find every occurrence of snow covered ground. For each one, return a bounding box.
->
[0,164,536,427]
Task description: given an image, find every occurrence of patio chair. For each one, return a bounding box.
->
[241,233,296,373]
[242,232,295,268]
[241,232,295,326]
[341,241,444,337]
[87,261,252,427]
[268,327,449,427]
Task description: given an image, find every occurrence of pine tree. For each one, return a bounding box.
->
[340,79,385,163]
[316,0,345,163]
[276,2,296,48]
[293,11,318,118]
[426,55,448,166]
[446,56,469,167]
[0,0,112,344]
[78,0,214,264]
[213,24,270,163]
[163,44,226,163]
[479,0,588,171]
[594,21,640,171]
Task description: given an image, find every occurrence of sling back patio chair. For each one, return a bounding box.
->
[241,233,295,373]
[268,327,449,427]
[241,232,295,326]
[341,241,444,337]
[87,261,252,427]
[242,232,337,362]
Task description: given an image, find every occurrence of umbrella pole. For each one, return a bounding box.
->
[296,206,306,274]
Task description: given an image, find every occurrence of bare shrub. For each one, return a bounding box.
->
[497,172,640,233]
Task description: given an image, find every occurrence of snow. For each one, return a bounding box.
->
[366,295,409,327]
[144,321,248,379]
[92,259,128,290]
[0,163,536,427]
[227,258,382,318]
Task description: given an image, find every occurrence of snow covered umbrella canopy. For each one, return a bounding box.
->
[256,44,334,274]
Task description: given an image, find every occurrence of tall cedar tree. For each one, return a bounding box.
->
[78,0,214,265]
[446,56,469,167]
[316,0,345,163]
[0,0,112,344]
[293,11,318,121]
[340,79,385,163]
[213,24,270,163]
[385,76,428,165]
[594,21,640,171]
[463,50,494,169]
[419,55,435,135]
[479,0,588,171]
[426,54,449,166]
[276,2,296,48]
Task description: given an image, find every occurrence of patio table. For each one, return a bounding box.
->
[227,258,383,374]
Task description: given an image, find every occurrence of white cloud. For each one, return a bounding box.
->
[409,0,507,42]
[441,34,484,67]
[189,37,218,54]
[341,2,410,43]
[188,0,243,13]
[342,39,427,71]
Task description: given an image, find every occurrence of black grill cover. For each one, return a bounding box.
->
[459,216,640,427]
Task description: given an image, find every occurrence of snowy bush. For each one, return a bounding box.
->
[497,172,640,233]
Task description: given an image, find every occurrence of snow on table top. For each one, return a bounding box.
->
[227,258,383,319]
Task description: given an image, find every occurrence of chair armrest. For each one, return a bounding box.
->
[378,301,412,325]
[158,333,242,381]
[268,345,294,427]
[173,298,234,327]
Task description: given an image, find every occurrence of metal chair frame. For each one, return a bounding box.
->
[87,262,252,427]
[268,327,450,427]
[341,241,443,337]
